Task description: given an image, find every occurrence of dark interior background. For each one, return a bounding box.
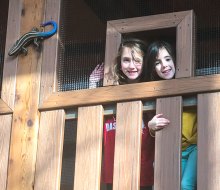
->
[57,0,220,91]
[0,0,9,95]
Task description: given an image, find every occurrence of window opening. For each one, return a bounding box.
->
[57,0,220,90]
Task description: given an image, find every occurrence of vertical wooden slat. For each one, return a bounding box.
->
[1,0,22,109]
[176,10,195,78]
[0,115,12,190]
[103,23,121,86]
[154,97,182,190]
[74,105,104,190]
[35,1,62,189]
[154,11,195,189]
[113,101,142,190]
[197,92,220,190]
[40,0,61,104]
[6,0,45,189]
[34,110,65,190]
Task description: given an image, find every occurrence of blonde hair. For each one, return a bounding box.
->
[113,38,147,85]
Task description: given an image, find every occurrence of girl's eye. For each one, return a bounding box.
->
[166,58,171,61]
[134,59,142,65]
[123,58,130,62]
[155,61,160,66]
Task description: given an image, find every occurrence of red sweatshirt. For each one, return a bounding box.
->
[101,114,155,186]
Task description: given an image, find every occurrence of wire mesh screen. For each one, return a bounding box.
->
[57,0,220,92]
[0,0,9,95]
[58,0,106,91]
[58,39,105,91]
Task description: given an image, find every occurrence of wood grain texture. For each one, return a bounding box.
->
[103,23,121,86]
[65,96,197,120]
[34,110,65,190]
[0,115,12,190]
[113,101,142,190]
[39,0,61,104]
[35,1,62,189]
[1,0,22,109]
[154,97,182,190]
[197,92,220,190]
[74,105,104,190]
[40,74,220,110]
[176,10,195,78]
[0,99,12,114]
[6,0,45,189]
[108,10,191,33]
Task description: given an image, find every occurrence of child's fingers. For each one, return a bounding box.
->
[155,123,169,131]
[100,62,104,67]
[95,64,101,70]
[97,62,104,70]
[156,113,163,117]
[155,118,170,128]
[155,126,166,130]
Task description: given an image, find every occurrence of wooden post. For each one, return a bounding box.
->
[6,0,45,189]
[197,92,220,190]
[154,97,182,190]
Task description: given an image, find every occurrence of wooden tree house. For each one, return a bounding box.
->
[0,0,220,190]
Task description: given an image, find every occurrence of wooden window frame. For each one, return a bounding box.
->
[103,10,196,86]
[36,9,220,110]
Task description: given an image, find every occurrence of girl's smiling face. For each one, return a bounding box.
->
[155,47,175,80]
[121,47,144,82]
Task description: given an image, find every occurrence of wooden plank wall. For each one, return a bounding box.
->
[4,0,45,189]
[0,0,22,188]
[2,0,21,109]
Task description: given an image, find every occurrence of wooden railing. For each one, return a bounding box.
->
[35,82,220,190]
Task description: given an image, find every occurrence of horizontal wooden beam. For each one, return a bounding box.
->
[0,99,13,114]
[65,96,196,119]
[39,74,220,111]
[108,10,191,33]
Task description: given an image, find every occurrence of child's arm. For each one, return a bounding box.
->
[148,113,170,137]
[89,62,104,89]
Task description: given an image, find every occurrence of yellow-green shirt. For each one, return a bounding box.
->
[182,108,197,150]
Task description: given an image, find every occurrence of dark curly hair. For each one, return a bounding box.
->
[145,41,175,81]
